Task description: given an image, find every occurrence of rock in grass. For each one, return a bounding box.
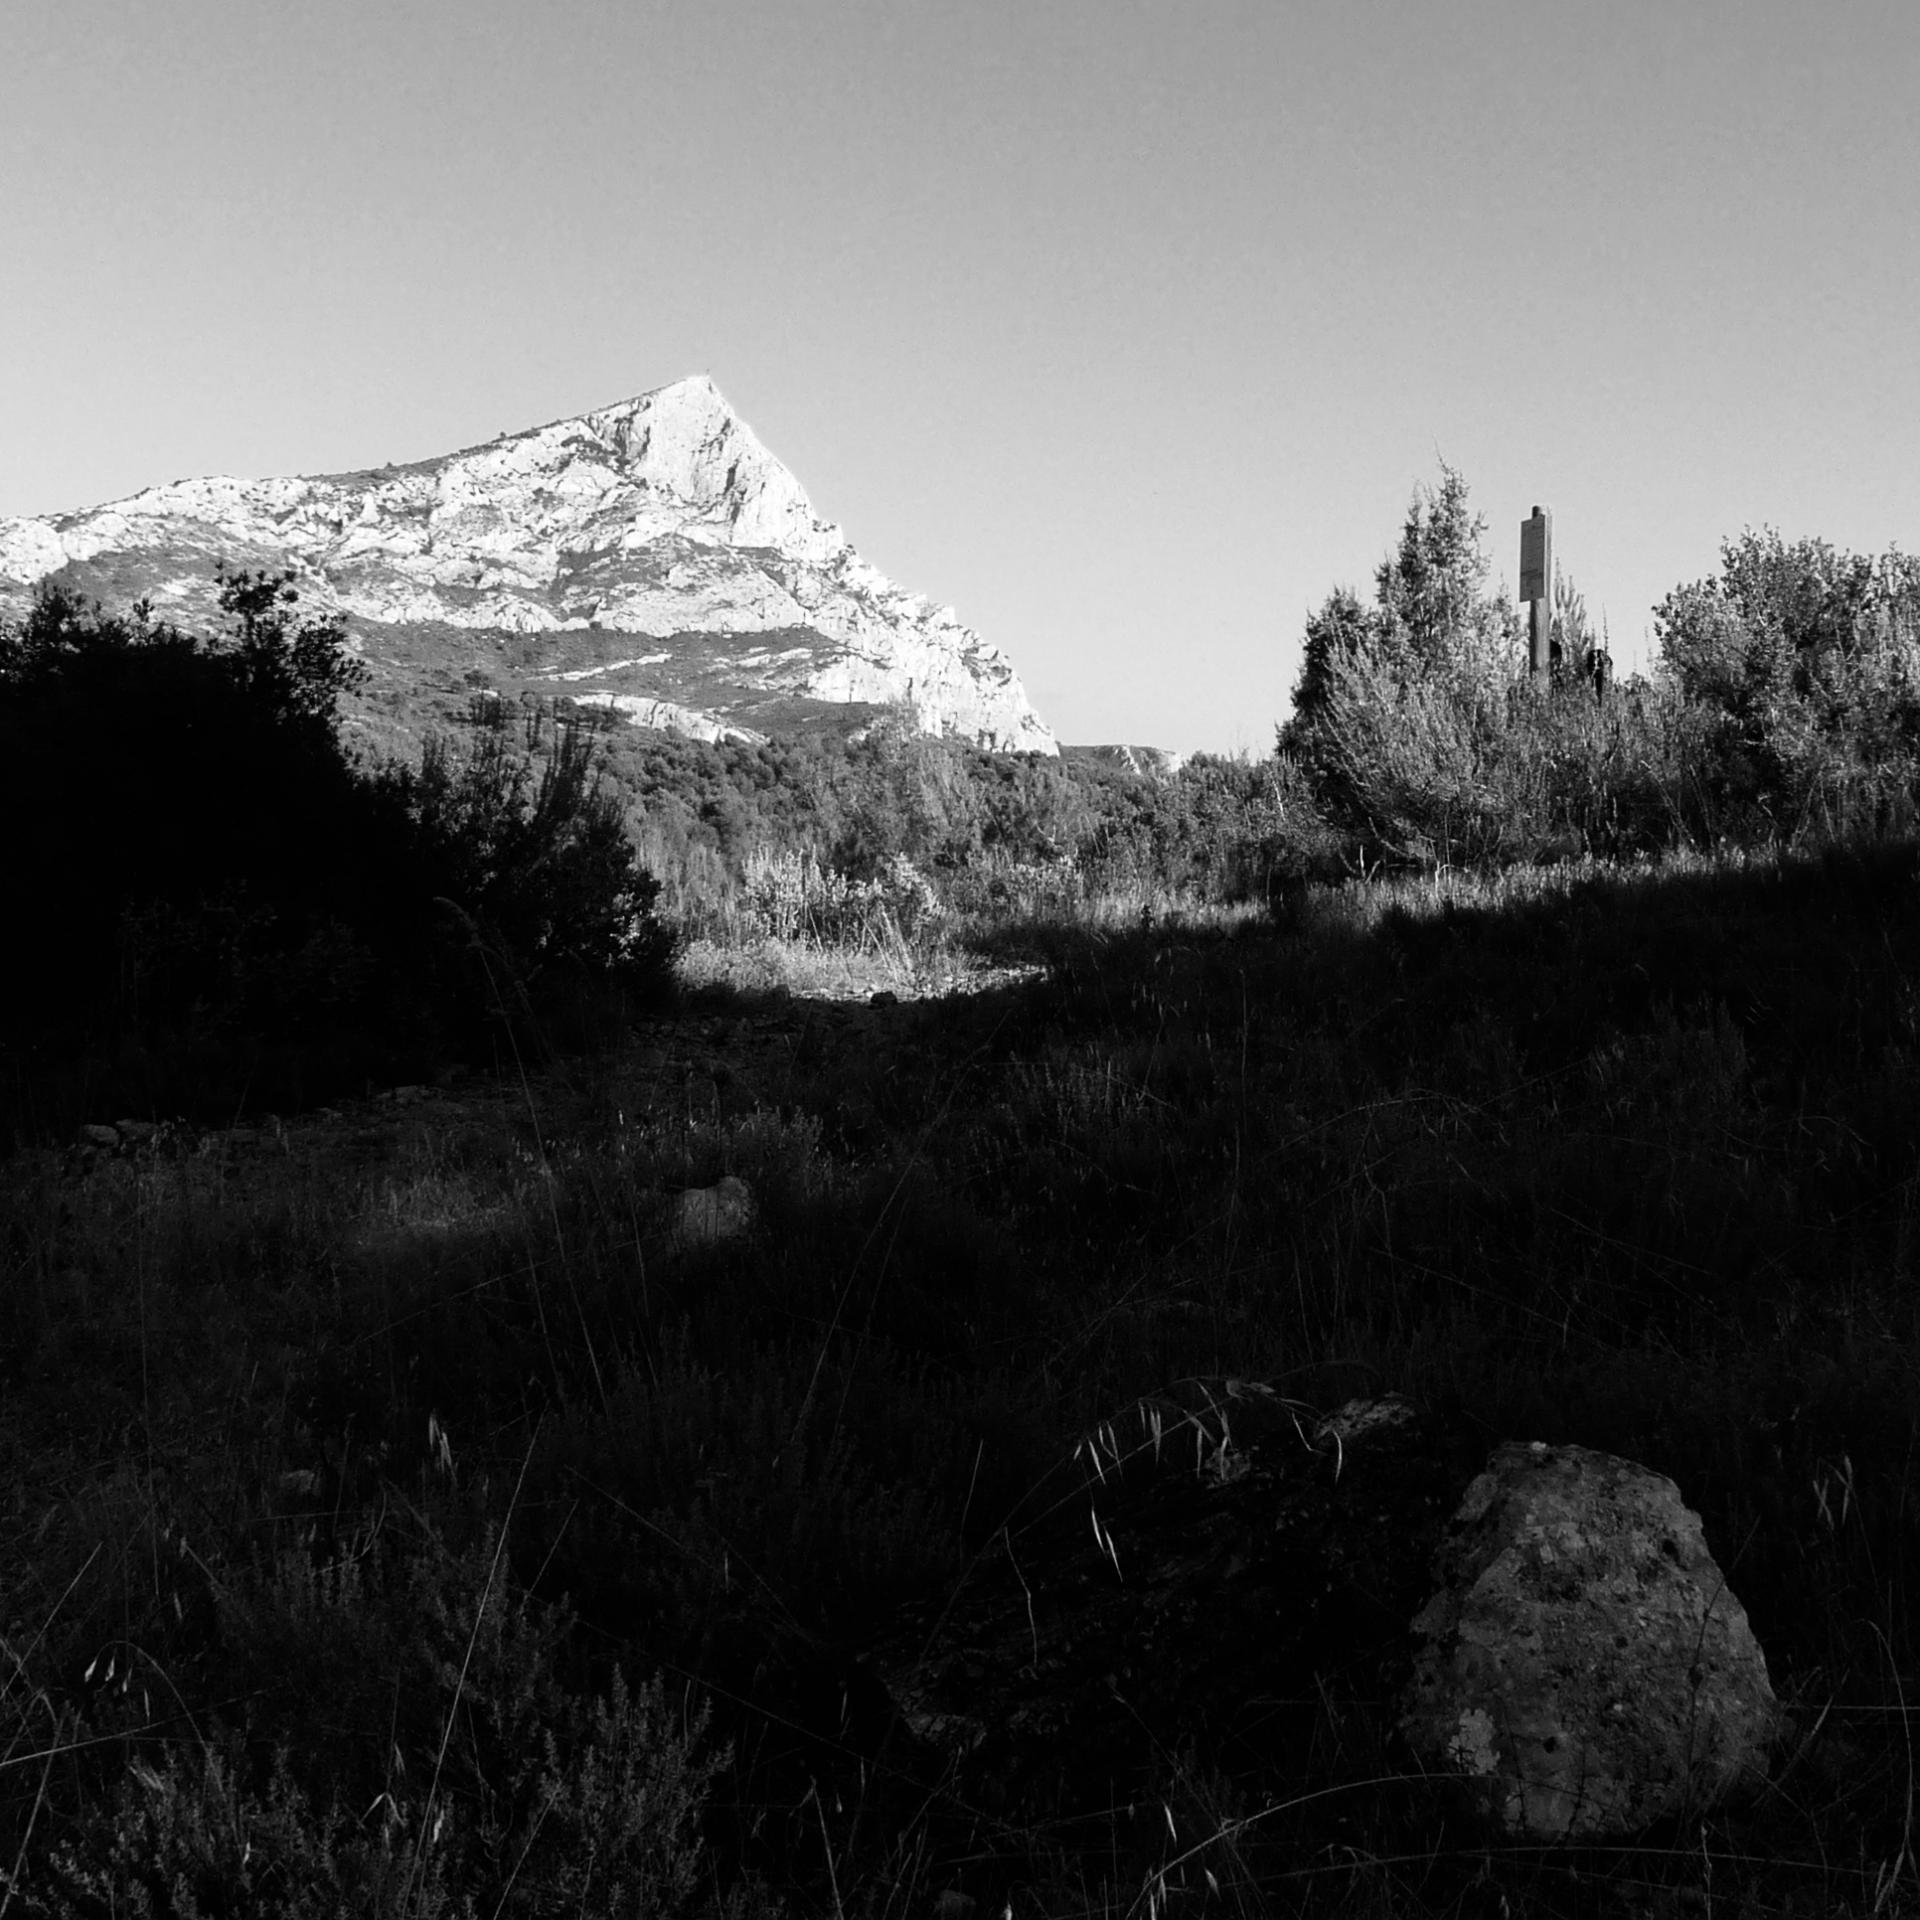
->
[666,1175,756,1248]
[864,1392,1476,1829]
[1400,1441,1778,1839]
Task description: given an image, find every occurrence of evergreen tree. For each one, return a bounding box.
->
[1372,460,1513,677]
[1287,584,1373,731]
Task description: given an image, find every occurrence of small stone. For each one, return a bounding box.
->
[1316,1393,1418,1452]
[1400,1441,1778,1838]
[665,1175,755,1249]
[79,1123,119,1149]
[870,989,901,1008]
[113,1119,158,1145]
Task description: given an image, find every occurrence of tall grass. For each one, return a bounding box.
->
[9,842,1920,1913]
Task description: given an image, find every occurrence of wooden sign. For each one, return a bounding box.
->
[1521,505,1553,681]
[1520,506,1552,603]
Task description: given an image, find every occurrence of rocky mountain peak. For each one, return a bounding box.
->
[0,378,1057,755]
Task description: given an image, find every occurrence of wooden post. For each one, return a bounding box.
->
[1520,504,1553,683]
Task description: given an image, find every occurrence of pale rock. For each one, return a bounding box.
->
[1400,1440,1778,1839]
[1079,744,1191,779]
[574,692,767,747]
[0,375,1056,754]
[548,654,672,681]
[665,1174,755,1249]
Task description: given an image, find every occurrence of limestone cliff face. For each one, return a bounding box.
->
[0,375,1056,754]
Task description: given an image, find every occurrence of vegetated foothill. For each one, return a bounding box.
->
[6,480,1920,1917]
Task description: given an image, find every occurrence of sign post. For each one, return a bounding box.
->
[1520,505,1553,683]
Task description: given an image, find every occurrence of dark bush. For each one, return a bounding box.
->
[0,572,673,1135]
[389,699,678,1032]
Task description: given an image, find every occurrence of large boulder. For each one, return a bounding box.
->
[1399,1440,1779,1838]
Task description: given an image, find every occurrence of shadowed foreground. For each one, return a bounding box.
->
[6,844,1920,1915]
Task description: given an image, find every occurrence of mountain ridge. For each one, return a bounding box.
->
[0,375,1058,755]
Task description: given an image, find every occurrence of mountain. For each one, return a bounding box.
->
[1069,744,1192,780]
[0,375,1057,756]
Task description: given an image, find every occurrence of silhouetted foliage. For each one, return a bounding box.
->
[0,573,672,1135]
[2,573,391,1026]
[395,699,677,1003]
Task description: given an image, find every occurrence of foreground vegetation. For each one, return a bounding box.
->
[8,481,1920,1913]
[0,570,675,1144]
[7,841,1920,1915]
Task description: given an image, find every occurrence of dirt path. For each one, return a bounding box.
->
[55,956,1050,1181]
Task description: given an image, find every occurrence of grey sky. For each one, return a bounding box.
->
[4,0,1915,751]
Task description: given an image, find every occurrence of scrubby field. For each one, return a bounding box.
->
[10,485,1920,1912]
[8,842,1920,1917]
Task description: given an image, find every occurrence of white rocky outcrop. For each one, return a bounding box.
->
[0,376,1056,754]
[574,693,767,748]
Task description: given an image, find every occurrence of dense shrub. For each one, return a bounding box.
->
[1653,530,1920,840]
[28,1522,726,1919]
[1300,636,1690,867]
[0,573,672,1133]
[2,572,379,1012]
[1283,463,1573,866]
[1279,470,1920,871]
[393,699,677,1007]
[0,573,421,1091]
[601,709,1109,903]
[578,496,1920,939]
[597,715,1327,926]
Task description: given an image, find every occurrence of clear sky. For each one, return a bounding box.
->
[5,0,1916,753]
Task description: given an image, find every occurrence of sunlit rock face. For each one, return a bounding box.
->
[0,375,1057,754]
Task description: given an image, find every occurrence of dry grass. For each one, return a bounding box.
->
[8,841,1920,1914]
[675,931,919,1001]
